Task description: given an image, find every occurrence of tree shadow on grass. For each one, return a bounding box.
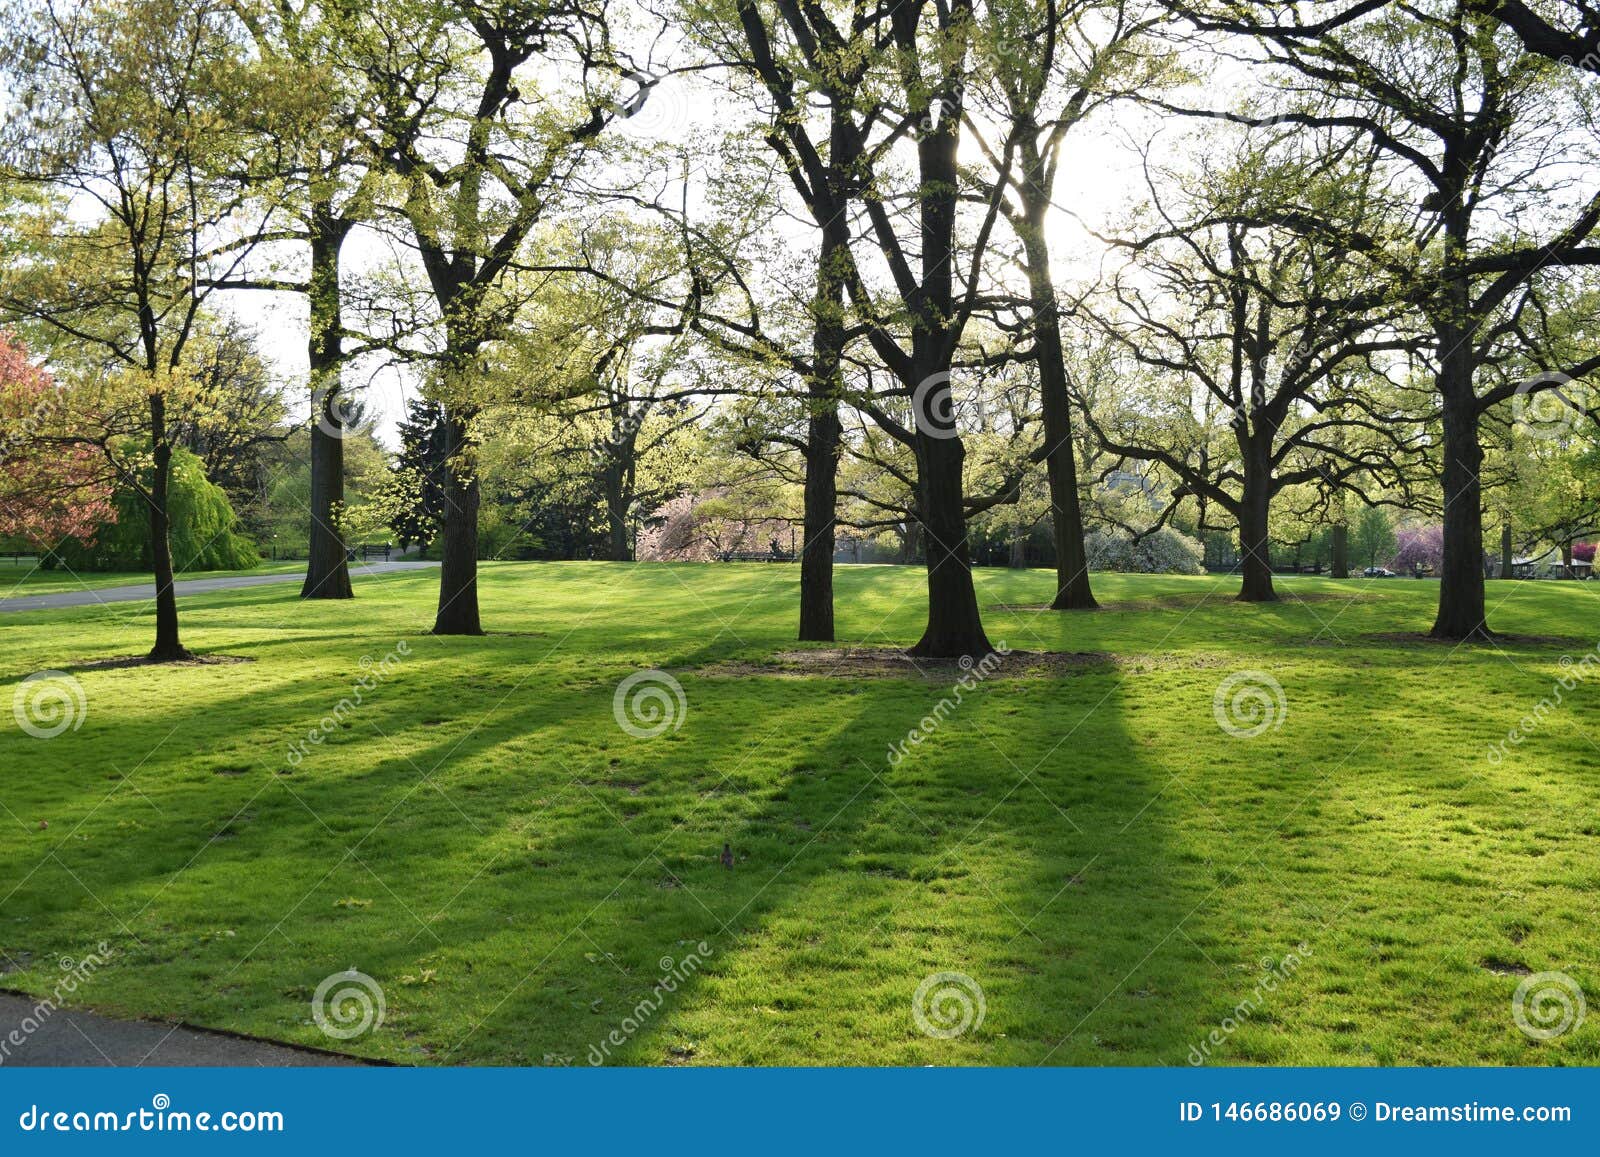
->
[0,619,1327,1066]
[7,568,1527,1064]
[467,668,1247,1067]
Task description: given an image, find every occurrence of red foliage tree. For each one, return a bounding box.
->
[0,332,113,548]
[1391,525,1445,574]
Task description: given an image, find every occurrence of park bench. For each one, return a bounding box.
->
[346,543,393,562]
[718,549,796,562]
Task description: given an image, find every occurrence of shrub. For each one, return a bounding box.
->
[1085,527,1205,574]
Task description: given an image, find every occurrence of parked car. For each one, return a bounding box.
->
[1362,566,1398,578]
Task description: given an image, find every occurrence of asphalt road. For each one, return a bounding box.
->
[0,992,365,1066]
[0,561,438,615]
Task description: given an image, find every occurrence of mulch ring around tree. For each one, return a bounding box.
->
[696,647,1231,679]
[64,654,256,672]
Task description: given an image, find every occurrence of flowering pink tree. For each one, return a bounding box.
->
[1390,525,1444,573]
[1574,542,1596,563]
[0,333,113,547]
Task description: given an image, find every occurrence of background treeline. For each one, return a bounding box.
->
[2,0,1599,658]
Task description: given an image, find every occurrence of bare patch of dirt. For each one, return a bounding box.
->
[66,654,255,672]
[699,647,1225,679]
[0,950,33,976]
[1480,957,1533,976]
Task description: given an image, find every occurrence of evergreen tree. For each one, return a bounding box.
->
[386,396,448,552]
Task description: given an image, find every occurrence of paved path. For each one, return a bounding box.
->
[0,561,438,615]
[0,993,366,1066]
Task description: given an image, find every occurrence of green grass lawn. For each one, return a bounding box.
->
[1,562,1597,1066]
[0,560,306,597]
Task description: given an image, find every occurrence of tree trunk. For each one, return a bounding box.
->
[1331,522,1349,579]
[906,73,992,660]
[1009,523,1026,569]
[1017,143,1096,610]
[146,395,189,661]
[1236,452,1276,602]
[1501,522,1514,579]
[432,410,482,635]
[1430,329,1491,639]
[798,134,847,642]
[603,460,630,561]
[911,432,993,657]
[798,412,839,639]
[302,419,352,597]
[300,201,354,600]
[900,522,920,564]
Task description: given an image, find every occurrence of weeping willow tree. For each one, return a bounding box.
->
[53,448,259,573]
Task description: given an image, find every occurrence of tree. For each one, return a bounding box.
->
[970,0,1169,609]
[1392,523,1444,574]
[385,395,448,552]
[842,0,1008,656]
[680,0,889,640]
[1081,135,1425,600]
[221,0,386,601]
[1181,0,1600,637]
[1503,427,1600,564]
[54,447,259,572]
[0,0,276,659]
[344,0,635,635]
[170,315,288,516]
[1351,504,1396,569]
[507,224,707,561]
[0,332,112,547]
